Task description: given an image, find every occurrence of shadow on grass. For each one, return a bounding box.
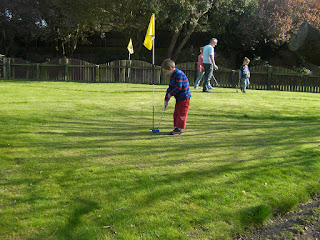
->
[55,198,100,240]
[1,105,320,239]
[191,109,320,122]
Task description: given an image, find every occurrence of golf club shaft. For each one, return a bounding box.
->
[156,106,166,129]
[212,75,219,86]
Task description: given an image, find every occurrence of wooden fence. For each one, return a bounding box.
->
[0,57,319,93]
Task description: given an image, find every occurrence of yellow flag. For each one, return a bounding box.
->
[143,14,155,50]
[127,38,134,54]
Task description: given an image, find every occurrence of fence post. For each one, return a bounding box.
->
[267,66,272,90]
[127,60,133,83]
[3,57,10,80]
[153,64,156,84]
[160,69,163,85]
[95,64,99,82]
[2,57,6,79]
[36,63,40,81]
[121,60,126,82]
[231,70,236,88]
[303,75,307,92]
[64,58,69,81]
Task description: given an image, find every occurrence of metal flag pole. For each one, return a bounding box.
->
[144,14,155,131]
[152,34,155,130]
[152,36,155,65]
[152,29,155,129]
[128,52,131,78]
[153,84,155,129]
[127,38,134,87]
[127,52,130,88]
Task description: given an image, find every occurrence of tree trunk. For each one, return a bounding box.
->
[172,24,197,61]
[167,27,182,59]
[289,23,320,66]
[170,7,211,61]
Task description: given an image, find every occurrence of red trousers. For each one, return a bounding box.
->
[173,98,190,129]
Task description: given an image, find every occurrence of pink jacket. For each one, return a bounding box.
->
[198,53,204,72]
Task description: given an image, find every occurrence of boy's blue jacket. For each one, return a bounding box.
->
[165,68,191,102]
[239,64,250,79]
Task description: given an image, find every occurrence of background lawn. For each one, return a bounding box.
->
[0,81,320,240]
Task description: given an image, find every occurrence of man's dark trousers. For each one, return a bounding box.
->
[203,63,213,92]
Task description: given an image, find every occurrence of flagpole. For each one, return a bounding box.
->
[127,53,130,88]
[128,52,131,78]
[152,36,155,65]
[153,35,156,129]
[153,84,155,129]
[143,14,155,131]
[127,38,133,86]
[152,17,155,130]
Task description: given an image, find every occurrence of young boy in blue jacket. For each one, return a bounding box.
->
[161,59,191,135]
[239,57,251,93]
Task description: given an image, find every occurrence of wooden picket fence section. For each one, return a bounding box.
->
[0,57,319,93]
[176,63,320,93]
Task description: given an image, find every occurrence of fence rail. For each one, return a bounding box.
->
[0,57,319,93]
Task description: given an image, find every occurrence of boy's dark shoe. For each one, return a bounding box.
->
[170,128,184,135]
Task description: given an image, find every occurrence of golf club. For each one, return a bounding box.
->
[151,105,167,133]
[212,74,220,87]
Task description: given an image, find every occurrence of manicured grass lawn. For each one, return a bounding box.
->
[0,81,319,239]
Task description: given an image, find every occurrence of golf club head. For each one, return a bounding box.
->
[151,129,160,133]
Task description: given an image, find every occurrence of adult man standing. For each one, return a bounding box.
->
[202,38,218,92]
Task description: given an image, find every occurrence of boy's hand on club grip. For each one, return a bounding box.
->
[164,94,171,107]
